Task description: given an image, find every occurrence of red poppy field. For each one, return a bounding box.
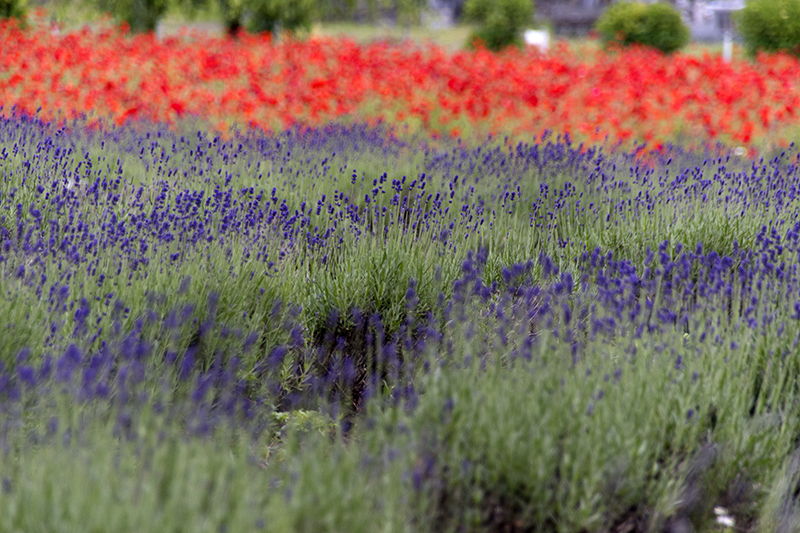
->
[2,14,800,148]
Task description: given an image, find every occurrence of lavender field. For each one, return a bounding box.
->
[3,115,800,531]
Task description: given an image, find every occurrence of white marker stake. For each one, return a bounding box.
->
[723,28,733,62]
[524,29,549,53]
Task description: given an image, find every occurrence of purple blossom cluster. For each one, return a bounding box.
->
[1,116,800,440]
[2,119,794,300]
[440,229,800,365]
[0,223,798,453]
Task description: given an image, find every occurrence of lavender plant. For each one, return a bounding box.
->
[3,116,800,531]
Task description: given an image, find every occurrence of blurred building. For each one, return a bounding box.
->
[428,0,464,26]
[535,0,614,35]
[686,0,745,42]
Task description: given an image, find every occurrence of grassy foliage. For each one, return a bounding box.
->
[6,239,800,531]
[4,117,800,530]
[1,119,789,368]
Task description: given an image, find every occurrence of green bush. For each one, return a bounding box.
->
[0,0,26,22]
[212,0,247,35]
[247,0,316,34]
[596,1,690,54]
[735,0,800,58]
[463,0,534,51]
[96,0,170,33]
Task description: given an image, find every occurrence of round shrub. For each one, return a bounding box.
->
[735,0,800,58]
[0,0,26,22]
[596,1,690,54]
[464,0,534,51]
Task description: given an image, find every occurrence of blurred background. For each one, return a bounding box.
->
[19,0,749,52]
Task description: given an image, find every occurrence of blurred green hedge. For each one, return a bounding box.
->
[596,1,689,54]
[736,0,800,58]
[0,0,27,22]
[96,0,428,36]
[246,0,316,34]
[96,0,170,32]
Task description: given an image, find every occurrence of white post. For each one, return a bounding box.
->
[524,29,549,53]
[722,28,733,62]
